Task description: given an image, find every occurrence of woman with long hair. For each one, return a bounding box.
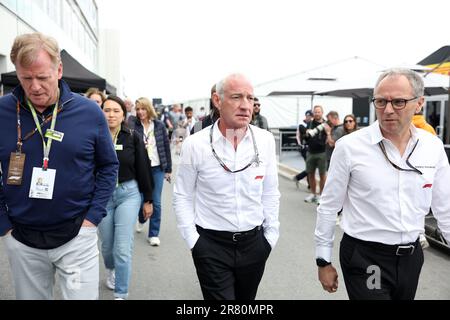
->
[134,97,172,247]
[343,114,358,135]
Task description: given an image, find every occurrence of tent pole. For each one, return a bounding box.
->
[296,97,300,126]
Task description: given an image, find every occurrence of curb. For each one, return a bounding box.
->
[277,162,314,189]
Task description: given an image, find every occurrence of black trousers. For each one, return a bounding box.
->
[340,233,424,300]
[295,170,308,181]
[192,225,271,300]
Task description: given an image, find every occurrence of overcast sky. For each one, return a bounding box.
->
[97,0,450,104]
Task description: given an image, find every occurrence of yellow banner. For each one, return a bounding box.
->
[425,62,450,75]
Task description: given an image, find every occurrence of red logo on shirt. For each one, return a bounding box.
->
[423,184,432,188]
[255,175,264,180]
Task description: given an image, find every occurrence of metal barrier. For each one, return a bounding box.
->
[271,127,299,158]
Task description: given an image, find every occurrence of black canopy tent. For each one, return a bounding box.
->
[1,49,116,94]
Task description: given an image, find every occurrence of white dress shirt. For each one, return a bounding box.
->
[143,121,160,167]
[173,121,280,249]
[315,121,450,262]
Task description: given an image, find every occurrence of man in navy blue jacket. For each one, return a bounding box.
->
[0,33,118,299]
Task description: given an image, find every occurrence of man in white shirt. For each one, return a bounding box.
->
[182,106,196,135]
[173,73,280,300]
[315,68,450,300]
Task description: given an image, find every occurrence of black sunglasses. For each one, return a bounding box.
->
[344,119,354,123]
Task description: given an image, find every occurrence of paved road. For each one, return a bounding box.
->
[1,163,450,300]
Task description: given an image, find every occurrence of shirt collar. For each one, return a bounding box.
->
[369,120,419,145]
[212,120,252,144]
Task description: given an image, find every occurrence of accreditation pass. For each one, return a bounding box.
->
[29,167,56,200]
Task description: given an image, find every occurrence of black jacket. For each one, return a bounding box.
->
[116,127,154,202]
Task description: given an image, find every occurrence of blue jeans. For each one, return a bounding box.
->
[138,166,164,237]
[98,180,141,299]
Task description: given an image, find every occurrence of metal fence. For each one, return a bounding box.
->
[271,127,299,158]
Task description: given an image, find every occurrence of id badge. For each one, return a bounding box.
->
[45,129,64,142]
[29,167,56,200]
[115,144,123,151]
[7,152,26,185]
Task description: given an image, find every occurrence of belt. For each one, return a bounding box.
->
[343,233,418,256]
[196,225,262,242]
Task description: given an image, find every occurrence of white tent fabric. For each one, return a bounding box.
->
[254,57,448,98]
[253,57,448,128]
[317,68,449,98]
[254,56,387,97]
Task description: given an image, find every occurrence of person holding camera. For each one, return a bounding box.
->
[325,111,345,170]
[304,105,328,204]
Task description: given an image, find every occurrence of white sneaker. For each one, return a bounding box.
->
[304,194,317,203]
[314,195,321,205]
[136,222,145,233]
[148,237,160,246]
[419,234,429,249]
[106,269,115,290]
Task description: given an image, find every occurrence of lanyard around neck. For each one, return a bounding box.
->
[209,122,260,173]
[27,91,60,170]
[112,125,121,145]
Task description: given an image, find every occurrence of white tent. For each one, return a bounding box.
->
[253,58,449,128]
[253,57,383,127]
[254,56,387,97]
[255,57,448,98]
[317,67,449,98]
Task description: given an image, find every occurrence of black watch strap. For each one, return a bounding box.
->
[316,258,331,267]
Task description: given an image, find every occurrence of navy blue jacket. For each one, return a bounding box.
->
[133,119,172,173]
[0,80,119,238]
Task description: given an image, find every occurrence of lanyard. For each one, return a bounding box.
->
[16,100,63,153]
[112,125,121,145]
[142,121,154,143]
[27,91,60,170]
[209,123,260,173]
[16,101,23,153]
[112,126,121,187]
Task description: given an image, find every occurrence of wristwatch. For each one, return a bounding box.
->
[316,258,331,267]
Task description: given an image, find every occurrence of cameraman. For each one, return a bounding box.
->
[325,111,345,170]
[303,105,327,204]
